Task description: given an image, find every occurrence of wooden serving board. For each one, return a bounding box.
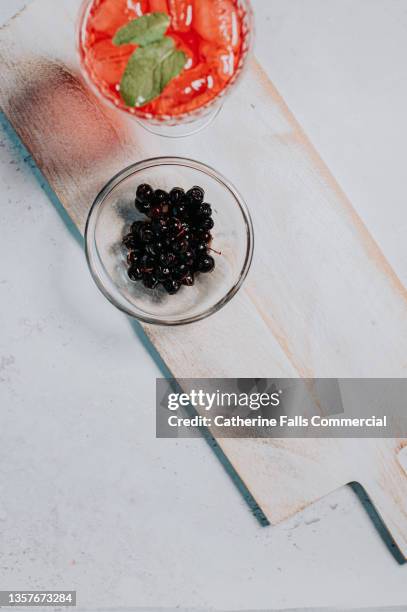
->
[1,0,407,559]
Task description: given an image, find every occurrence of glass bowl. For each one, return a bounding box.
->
[85,157,254,325]
[77,0,254,137]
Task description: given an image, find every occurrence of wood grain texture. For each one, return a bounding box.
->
[1,0,407,557]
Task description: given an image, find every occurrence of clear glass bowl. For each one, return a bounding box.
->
[85,157,254,325]
[77,0,254,137]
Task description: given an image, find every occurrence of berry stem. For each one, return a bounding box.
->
[208,246,222,256]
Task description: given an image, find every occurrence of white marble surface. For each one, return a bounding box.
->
[0,0,406,609]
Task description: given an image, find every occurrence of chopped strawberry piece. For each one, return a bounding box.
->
[171,33,197,66]
[90,39,132,85]
[193,0,240,49]
[199,41,235,81]
[149,0,169,13]
[91,0,129,35]
[146,63,221,115]
[133,0,150,15]
[168,0,193,31]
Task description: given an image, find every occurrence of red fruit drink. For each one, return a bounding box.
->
[79,0,250,119]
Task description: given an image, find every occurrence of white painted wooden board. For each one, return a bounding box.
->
[1,0,407,558]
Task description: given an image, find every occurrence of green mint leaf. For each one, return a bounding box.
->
[160,48,187,90]
[113,12,170,47]
[119,37,186,107]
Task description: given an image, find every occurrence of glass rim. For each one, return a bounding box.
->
[85,156,255,326]
[76,0,255,126]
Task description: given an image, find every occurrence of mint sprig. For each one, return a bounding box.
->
[113,12,186,108]
[113,12,170,47]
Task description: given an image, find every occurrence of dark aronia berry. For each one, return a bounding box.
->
[197,255,215,273]
[177,221,191,237]
[181,250,195,267]
[173,263,188,280]
[182,273,195,286]
[197,230,212,244]
[158,252,171,266]
[163,238,174,250]
[170,202,189,219]
[123,184,218,296]
[168,217,182,232]
[163,279,181,295]
[128,265,143,281]
[135,198,152,215]
[127,251,142,265]
[170,187,185,205]
[149,204,163,219]
[140,254,155,269]
[193,241,207,255]
[145,242,164,257]
[123,233,137,250]
[152,217,169,237]
[131,220,144,235]
[201,217,214,231]
[136,183,153,203]
[196,203,212,218]
[157,265,171,281]
[153,189,169,205]
[143,274,159,290]
[181,220,191,230]
[186,186,204,205]
[139,226,154,244]
[173,239,188,254]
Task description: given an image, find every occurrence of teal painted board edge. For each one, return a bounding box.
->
[349,482,406,565]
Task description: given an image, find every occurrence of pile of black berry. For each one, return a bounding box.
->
[122,183,217,295]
